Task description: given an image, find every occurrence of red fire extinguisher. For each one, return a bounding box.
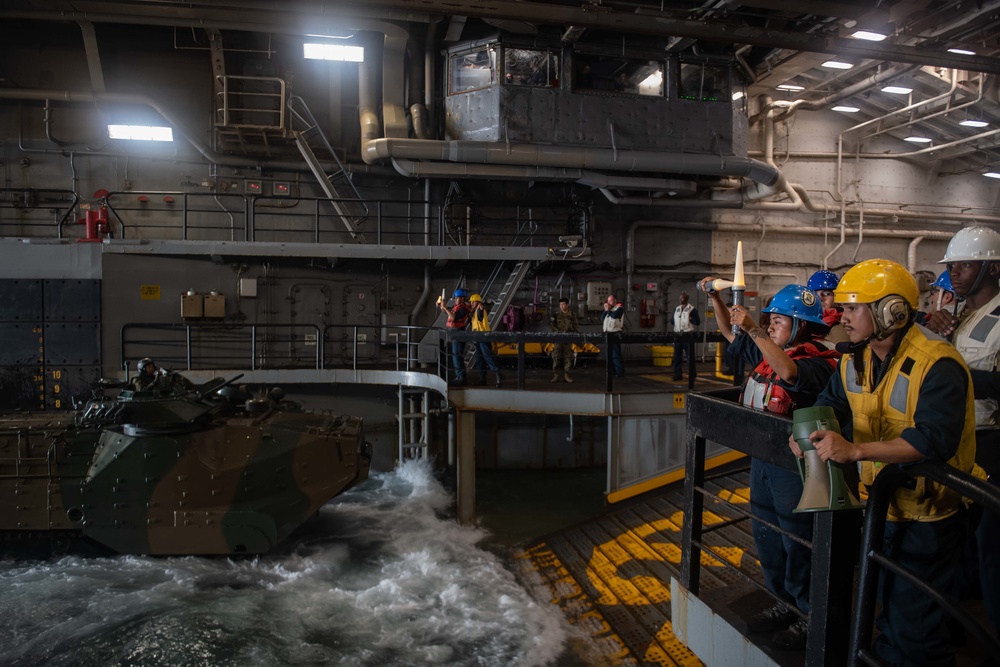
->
[640,298,656,328]
[75,189,110,242]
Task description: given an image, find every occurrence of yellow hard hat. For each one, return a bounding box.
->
[835,259,918,338]
[834,259,919,308]
[469,293,482,303]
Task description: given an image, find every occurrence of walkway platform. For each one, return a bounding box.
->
[514,467,806,667]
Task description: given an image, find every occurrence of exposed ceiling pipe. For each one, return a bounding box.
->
[365,137,781,184]
[859,73,986,145]
[576,172,698,194]
[0,8,437,35]
[634,219,955,242]
[599,189,742,207]
[391,158,583,180]
[837,69,959,203]
[383,33,409,139]
[750,64,919,125]
[78,21,106,93]
[908,236,926,275]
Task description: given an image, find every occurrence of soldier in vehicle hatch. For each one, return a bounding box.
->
[130,358,195,391]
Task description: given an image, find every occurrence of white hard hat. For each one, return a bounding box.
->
[939,226,1000,263]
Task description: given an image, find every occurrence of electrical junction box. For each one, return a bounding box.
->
[203,292,226,318]
[273,182,290,196]
[181,291,203,318]
[245,180,262,195]
[240,278,258,298]
[646,282,659,292]
[586,281,612,310]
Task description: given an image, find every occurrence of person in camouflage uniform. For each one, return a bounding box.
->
[551,298,579,383]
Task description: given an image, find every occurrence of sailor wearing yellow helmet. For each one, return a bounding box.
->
[468,293,503,387]
[789,258,982,667]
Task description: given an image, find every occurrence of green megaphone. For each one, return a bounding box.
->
[791,406,865,512]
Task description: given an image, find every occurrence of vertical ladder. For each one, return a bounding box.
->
[287,95,369,243]
[398,387,431,461]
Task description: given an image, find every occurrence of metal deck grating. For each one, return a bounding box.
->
[515,466,763,666]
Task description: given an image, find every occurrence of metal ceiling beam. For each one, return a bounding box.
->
[5,1,1000,74]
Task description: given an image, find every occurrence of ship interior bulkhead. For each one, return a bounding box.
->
[2,1,1000,665]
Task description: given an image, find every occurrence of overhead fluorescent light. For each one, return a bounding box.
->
[303,43,364,62]
[903,135,932,143]
[882,85,913,94]
[960,119,989,128]
[984,172,1000,179]
[822,60,854,70]
[832,105,860,113]
[851,30,887,41]
[776,83,805,91]
[732,91,745,101]
[108,125,173,142]
[948,48,976,56]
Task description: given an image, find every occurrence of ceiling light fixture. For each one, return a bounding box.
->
[984,172,1000,179]
[108,125,173,141]
[948,48,976,56]
[822,60,854,70]
[882,84,913,95]
[903,134,932,144]
[732,91,745,101]
[776,83,805,91]
[851,30,887,41]
[960,118,989,128]
[303,43,364,62]
[831,105,860,113]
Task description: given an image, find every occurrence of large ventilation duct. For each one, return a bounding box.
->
[365,137,781,186]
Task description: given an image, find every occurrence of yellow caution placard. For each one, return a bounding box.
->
[673,393,685,409]
[140,284,161,300]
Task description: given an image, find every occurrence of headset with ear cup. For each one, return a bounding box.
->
[872,294,911,335]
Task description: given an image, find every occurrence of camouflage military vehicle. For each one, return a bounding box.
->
[0,375,371,555]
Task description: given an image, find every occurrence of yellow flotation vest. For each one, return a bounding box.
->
[841,324,981,521]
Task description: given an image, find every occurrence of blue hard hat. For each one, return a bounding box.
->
[807,270,840,292]
[453,288,469,298]
[762,284,829,327]
[931,270,954,294]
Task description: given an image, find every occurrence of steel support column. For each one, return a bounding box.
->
[456,409,476,524]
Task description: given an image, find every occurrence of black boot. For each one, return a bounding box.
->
[495,371,503,388]
[477,372,487,386]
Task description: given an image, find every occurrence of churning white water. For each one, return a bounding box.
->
[0,460,572,666]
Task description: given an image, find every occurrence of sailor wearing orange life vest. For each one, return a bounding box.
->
[705,280,840,649]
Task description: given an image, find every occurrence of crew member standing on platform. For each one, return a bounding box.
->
[707,279,839,649]
[551,297,579,383]
[601,294,625,377]
[672,291,701,381]
[796,259,983,667]
[808,269,849,344]
[926,226,1000,651]
[439,288,471,385]
[468,293,503,387]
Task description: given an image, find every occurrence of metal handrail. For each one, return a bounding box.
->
[682,391,1000,667]
[849,461,1000,667]
[0,188,80,238]
[120,322,323,371]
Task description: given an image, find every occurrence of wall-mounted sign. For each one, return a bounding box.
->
[140,285,161,300]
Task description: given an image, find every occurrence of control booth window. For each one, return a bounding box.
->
[678,63,730,102]
[504,48,560,87]
[449,47,497,94]
[573,55,664,97]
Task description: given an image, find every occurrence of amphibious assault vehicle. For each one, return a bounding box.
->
[0,374,371,555]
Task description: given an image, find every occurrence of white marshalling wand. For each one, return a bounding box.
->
[731,241,746,336]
